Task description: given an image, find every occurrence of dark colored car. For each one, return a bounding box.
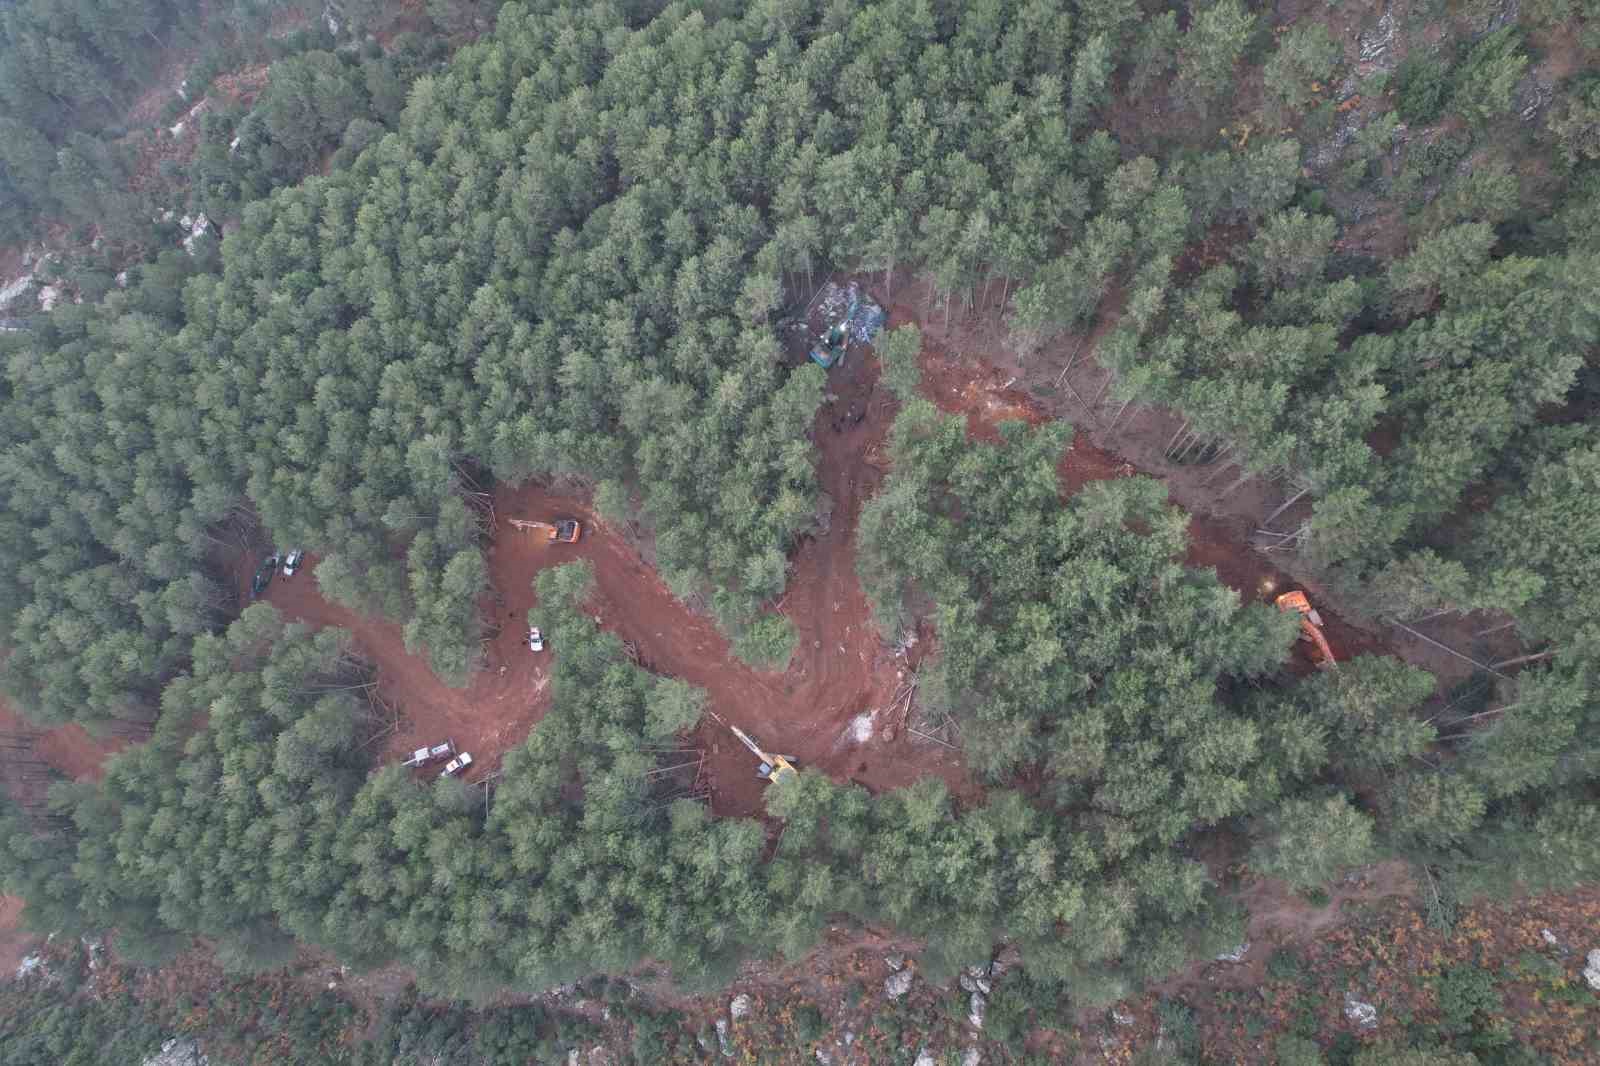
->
[251,554,279,598]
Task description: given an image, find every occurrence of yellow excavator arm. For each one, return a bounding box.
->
[712,713,798,783]
[509,518,582,543]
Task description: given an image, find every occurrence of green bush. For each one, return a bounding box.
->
[1276,1032,1327,1066]
[1157,999,1199,1055]
[1434,963,1502,1036]
[1448,27,1528,128]
[1396,52,1453,124]
[730,612,798,670]
[1267,947,1306,983]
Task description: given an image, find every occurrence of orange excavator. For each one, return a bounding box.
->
[509,518,582,543]
[1275,590,1337,668]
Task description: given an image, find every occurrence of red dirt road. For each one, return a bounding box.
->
[904,296,1383,672]
[247,345,971,817]
[251,555,553,785]
[243,277,1382,817]
[492,335,973,817]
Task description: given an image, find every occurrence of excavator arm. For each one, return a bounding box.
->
[712,713,798,783]
[509,518,582,543]
[1275,590,1337,669]
[1297,616,1337,668]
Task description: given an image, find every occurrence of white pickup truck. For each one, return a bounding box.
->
[440,752,473,778]
[401,741,455,768]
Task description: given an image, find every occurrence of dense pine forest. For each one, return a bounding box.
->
[2,0,1599,1063]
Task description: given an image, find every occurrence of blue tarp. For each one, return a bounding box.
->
[815,281,885,345]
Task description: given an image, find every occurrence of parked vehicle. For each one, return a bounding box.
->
[250,554,279,598]
[440,752,473,777]
[282,549,305,578]
[527,626,544,652]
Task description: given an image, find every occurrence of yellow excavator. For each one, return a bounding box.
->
[1275,590,1337,668]
[708,711,797,783]
[509,518,582,543]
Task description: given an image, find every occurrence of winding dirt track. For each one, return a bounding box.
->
[256,339,971,819]
[252,283,1383,818]
[0,277,1406,980]
[910,316,1387,674]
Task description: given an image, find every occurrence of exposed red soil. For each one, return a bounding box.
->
[492,387,974,817]
[0,895,34,981]
[900,291,1380,673]
[0,697,129,980]
[29,724,126,782]
[0,697,129,787]
[1183,514,1390,671]
[243,354,973,817]
[892,262,1531,691]
[244,554,553,786]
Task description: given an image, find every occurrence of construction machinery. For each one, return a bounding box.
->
[402,740,456,768]
[1275,590,1337,668]
[809,291,860,369]
[708,711,797,783]
[509,518,582,543]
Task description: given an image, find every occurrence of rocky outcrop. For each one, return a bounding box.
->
[885,968,914,1000]
[141,1038,209,1066]
[1343,992,1379,1030]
